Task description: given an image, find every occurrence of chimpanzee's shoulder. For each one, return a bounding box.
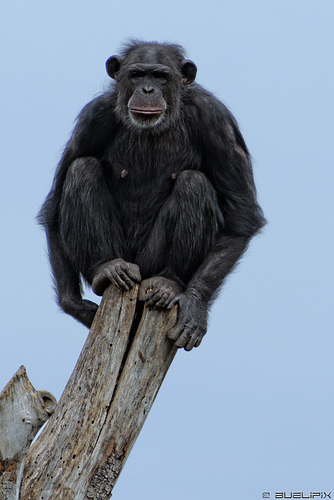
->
[184,83,237,130]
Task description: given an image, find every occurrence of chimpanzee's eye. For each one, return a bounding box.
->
[129,70,146,83]
[157,76,167,85]
[153,72,168,85]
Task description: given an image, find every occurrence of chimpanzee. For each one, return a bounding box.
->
[38,40,265,351]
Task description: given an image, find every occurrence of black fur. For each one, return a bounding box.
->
[38,41,265,350]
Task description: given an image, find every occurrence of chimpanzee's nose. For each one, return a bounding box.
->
[142,84,154,94]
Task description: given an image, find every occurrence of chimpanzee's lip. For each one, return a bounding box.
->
[130,107,164,115]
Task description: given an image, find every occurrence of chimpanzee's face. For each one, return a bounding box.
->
[124,63,171,128]
[106,45,197,130]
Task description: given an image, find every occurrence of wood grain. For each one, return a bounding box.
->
[20,285,178,499]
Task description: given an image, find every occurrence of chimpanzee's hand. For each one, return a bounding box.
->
[138,277,181,308]
[92,258,141,296]
[167,291,208,351]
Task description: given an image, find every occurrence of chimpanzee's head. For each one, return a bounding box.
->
[106,41,197,130]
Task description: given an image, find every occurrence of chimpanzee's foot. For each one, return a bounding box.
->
[138,276,181,308]
[92,258,141,296]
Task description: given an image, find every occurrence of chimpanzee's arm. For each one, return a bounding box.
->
[38,94,117,327]
[168,92,265,350]
[46,228,98,327]
[167,234,249,350]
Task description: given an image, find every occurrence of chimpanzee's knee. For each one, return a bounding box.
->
[60,156,107,226]
[64,157,103,190]
[59,156,118,275]
[173,170,215,195]
[172,170,224,227]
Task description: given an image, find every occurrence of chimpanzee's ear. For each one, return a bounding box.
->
[106,56,122,80]
[181,60,197,85]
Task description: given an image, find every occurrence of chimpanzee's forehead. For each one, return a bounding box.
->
[125,44,183,67]
[128,63,171,74]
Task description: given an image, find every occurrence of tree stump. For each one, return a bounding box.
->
[0,366,56,500]
[21,284,178,499]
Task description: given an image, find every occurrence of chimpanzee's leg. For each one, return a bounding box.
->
[45,156,128,327]
[137,170,224,306]
[49,156,141,326]
[59,157,128,282]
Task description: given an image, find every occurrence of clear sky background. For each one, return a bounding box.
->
[1,1,333,499]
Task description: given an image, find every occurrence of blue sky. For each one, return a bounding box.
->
[1,1,333,499]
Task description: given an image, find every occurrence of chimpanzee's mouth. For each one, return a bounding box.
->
[129,107,164,116]
[129,106,166,128]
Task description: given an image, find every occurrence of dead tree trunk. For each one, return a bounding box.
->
[20,284,178,499]
[0,366,57,500]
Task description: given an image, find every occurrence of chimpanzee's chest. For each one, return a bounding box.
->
[109,149,186,233]
[104,130,201,255]
[108,129,198,179]
[106,128,200,202]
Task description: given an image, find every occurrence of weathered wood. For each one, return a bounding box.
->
[21,284,177,499]
[21,285,137,499]
[0,366,56,500]
[85,301,178,499]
